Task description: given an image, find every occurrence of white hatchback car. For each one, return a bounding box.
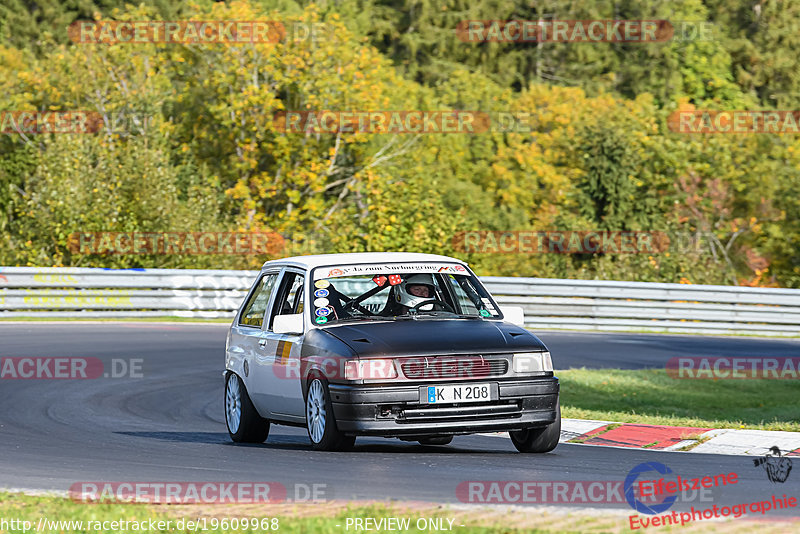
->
[224,252,560,451]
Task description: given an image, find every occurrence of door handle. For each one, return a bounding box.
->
[258,339,267,347]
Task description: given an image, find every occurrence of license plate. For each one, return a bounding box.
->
[420,383,494,404]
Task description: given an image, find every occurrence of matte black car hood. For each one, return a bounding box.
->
[322,319,546,357]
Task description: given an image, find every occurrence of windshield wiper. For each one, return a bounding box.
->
[334,316,386,323]
[396,311,482,320]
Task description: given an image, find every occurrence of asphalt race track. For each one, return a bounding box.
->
[0,323,798,516]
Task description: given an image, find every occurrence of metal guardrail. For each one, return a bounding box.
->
[1,267,799,336]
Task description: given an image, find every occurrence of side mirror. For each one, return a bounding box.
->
[273,313,305,335]
[500,306,525,327]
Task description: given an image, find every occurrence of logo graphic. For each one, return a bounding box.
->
[314,288,329,298]
[625,462,677,515]
[754,446,793,483]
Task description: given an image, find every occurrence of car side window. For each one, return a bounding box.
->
[239,273,278,328]
[269,272,305,329]
[446,274,479,314]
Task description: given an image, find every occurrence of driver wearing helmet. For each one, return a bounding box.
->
[381,274,438,316]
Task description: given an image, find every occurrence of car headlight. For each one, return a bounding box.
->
[513,352,553,373]
[344,359,398,380]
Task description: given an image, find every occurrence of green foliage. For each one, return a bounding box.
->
[560,367,800,431]
[0,0,798,287]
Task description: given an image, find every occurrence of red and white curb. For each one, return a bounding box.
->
[561,419,800,456]
[482,419,800,456]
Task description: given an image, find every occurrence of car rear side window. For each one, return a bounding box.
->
[239,273,278,328]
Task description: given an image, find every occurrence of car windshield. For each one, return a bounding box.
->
[309,262,503,326]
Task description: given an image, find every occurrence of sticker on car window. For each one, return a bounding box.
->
[313,263,467,279]
[314,298,329,307]
[315,307,332,317]
[315,280,330,289]
[314,288,329,298]
[315,316,328,325]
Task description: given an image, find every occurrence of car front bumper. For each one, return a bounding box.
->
[328,377,559,437]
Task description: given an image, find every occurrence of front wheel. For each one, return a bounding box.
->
[509,401,560,453]
[226,373,269,443]
[306,376,355,451]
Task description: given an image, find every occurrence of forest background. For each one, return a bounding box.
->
[1,0,798,287]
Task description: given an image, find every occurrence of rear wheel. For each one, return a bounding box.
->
[226,373,269,443]
[306,376,355,451]
[418,436,453,446]
[509,401,560,453]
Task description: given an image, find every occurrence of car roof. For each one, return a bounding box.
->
[261,252,467,271]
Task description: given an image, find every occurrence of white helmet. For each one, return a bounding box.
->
[394,274,437,309]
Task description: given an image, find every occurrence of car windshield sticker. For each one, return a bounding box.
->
[372,275,388,286]
[314,288,329,298]
[314,280,330,289]
[313,263,467,280]
[479,309,491,317]
[315,307,332,317]
[481,297,498,313]
[388,274,402,285]
[315,316,328,325]
[313,297,329,307]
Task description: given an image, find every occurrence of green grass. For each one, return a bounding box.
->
[537,328,800,339]
[2,490,795,533]
[558,368,800,432]
[0,493,614,534]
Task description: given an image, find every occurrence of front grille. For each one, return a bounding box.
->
[400,356,509,380]
[399,401,522,423]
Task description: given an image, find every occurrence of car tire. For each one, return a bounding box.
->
[509,400,560,453]
[306,375,355,451]
[225,372,270,443]
[418,436,453,446]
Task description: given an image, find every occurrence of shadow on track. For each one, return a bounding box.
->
[115,431,522,454]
